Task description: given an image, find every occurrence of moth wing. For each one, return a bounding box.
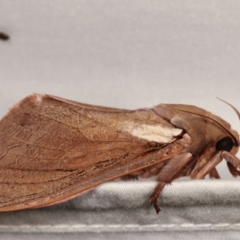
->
[0,94,181,211]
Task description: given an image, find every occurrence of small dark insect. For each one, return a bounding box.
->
[0,32,9,41]
[0,94,240,213]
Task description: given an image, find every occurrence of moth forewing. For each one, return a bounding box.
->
[0,93,240,213]
[0,94,185,212]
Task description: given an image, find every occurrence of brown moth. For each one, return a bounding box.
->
[0,94,240,213]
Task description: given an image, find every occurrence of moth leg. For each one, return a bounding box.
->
[190,144,216,178]
[209,168,220,179]
[151,152,192,213]
[221,151,240,176]
[150,182,165,213]
[191,163,220,179]
[226,162,240,176]
[194,152,222,179]
[221,151,240,170]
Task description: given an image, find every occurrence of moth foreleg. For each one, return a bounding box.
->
[209,168,221,179]
[194,152,222,179]
[221,151,240,171]
[221,151,240,176]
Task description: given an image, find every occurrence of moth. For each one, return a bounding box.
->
[0,94,240,213]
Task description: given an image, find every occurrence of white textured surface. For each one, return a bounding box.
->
[1,181,240,236]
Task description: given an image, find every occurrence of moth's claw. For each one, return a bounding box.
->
[156,208,161,214]
[154,204,161,214]
[150,196,161,213]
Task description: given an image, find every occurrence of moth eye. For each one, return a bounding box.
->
[216,137,234,151]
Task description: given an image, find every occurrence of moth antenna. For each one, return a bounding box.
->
[217,97,240,121]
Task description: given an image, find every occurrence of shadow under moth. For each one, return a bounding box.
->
[0,94,240,213]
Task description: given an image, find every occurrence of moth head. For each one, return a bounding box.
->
[172,102,240,156]
[202,111,239,157]
[214,98,240,156]
[200,107,239,157]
